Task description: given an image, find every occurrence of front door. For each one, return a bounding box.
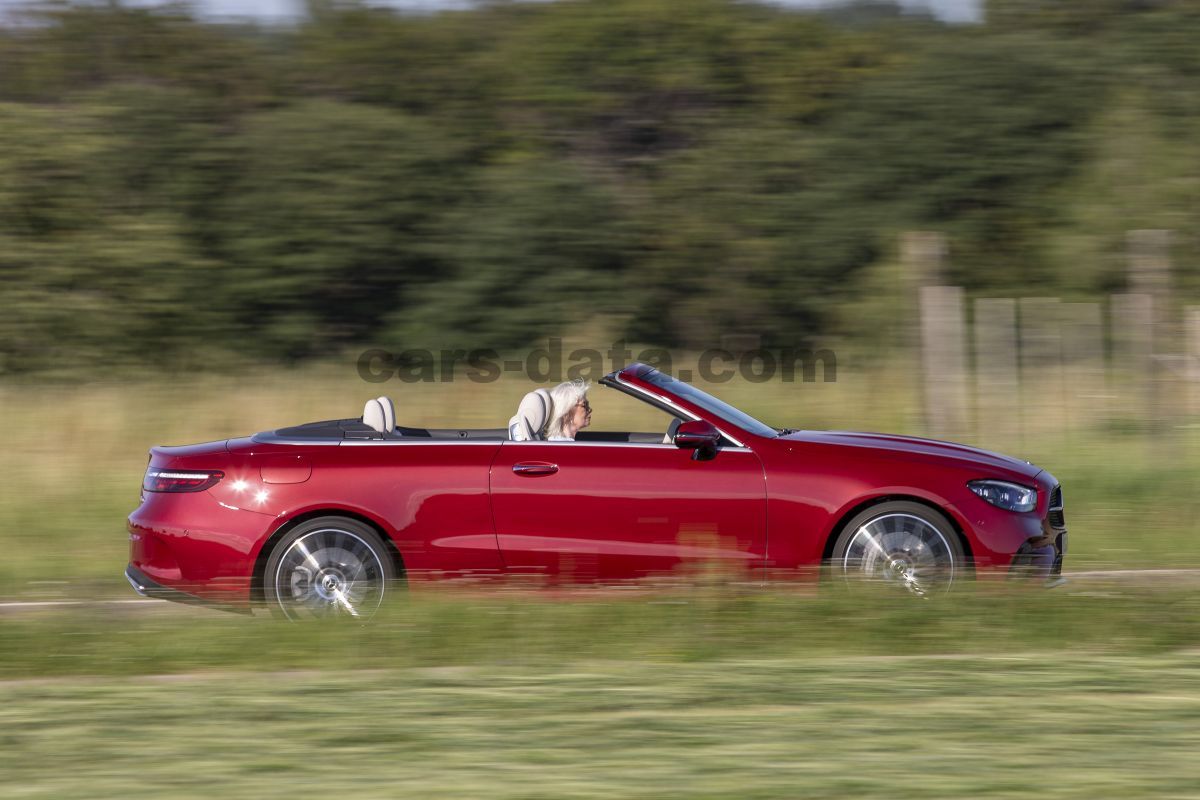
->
[489,441,767,582]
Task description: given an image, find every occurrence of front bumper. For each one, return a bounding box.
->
[1008,479,1067,585]
[1009,532,1066,580]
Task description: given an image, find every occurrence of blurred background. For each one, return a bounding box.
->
[2,0,1200,796]
[1,0,1196,373]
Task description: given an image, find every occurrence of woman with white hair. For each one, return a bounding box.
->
[545,378,592,441]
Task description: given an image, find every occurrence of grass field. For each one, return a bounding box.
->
[3,652,1199,799]
[0,582,1199,798]
[3,580,1200,677]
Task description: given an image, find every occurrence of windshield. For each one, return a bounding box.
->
[636,368,779,439]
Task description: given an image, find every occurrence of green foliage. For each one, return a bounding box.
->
[816,34,1104,289]
[386,157,635,351]
[0,101,220,372]
[210,100,465,359]
[0,0,1197,372]
[633,126,836,346]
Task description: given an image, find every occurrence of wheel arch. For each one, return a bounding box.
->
[820,494,974,567]
[250,508,407,604]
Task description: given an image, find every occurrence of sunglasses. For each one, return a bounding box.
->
[577,401,592,414]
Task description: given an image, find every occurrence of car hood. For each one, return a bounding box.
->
[780,430,1043,480]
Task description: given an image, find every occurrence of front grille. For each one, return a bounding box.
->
[1048,485,1065,529]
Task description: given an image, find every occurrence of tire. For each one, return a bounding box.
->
[829,501,965,596]
[263,516,397,621]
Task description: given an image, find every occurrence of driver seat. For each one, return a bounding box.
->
[508,389,552,441]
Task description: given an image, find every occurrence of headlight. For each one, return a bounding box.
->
[968,480,1037,513]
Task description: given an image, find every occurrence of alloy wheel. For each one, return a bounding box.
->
[840,512,957,596]
[272,527,387,620]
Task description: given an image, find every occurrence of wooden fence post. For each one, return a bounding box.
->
[1128,229,1172,300]
[1111,293,1155,423]
[1061,302,1106,433]
[920,285,968,441]
[901,231,948,288]
[973,298,1018,447]
[1126,230,1173,430]
[1186,307,1200,422]
[902,232,948,363]
[1018,297,1065,440]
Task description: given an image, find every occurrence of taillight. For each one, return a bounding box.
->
[143,468,224,493]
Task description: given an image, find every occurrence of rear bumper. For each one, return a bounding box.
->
[127,489,274,607]
[124,563,250,614]
[125,562,187,600]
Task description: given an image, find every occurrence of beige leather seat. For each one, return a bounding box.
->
[508,389,552,441]
[363,396,396,434]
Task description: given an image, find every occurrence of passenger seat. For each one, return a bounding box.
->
[508,389,552,441]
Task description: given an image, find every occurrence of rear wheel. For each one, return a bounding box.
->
[829,501,965,596]
[263,517,396,621]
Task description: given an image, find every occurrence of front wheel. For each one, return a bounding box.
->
[829,501,965,596]
[263,517,397,620]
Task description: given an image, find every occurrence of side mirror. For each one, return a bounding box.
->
[674,420,721,450]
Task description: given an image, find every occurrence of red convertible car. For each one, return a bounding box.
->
[126,363,1066,618]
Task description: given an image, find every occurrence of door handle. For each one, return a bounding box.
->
[512,462,559,476]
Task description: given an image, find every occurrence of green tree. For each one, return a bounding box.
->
[210,100,465,360]
[0,102,222,373]
[814,34,1104,288]
[385,157,634,351]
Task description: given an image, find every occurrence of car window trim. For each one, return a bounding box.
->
[601,374,749,449]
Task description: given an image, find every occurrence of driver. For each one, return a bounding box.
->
[545,379,592,441]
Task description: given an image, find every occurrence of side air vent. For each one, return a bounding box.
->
[1048,485,1065,529]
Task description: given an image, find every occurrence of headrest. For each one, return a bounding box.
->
[363,397,391,434]
[508,388,552,441]
[376,396,395,432]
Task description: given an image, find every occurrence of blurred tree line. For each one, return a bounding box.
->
[0,0,1198,373]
